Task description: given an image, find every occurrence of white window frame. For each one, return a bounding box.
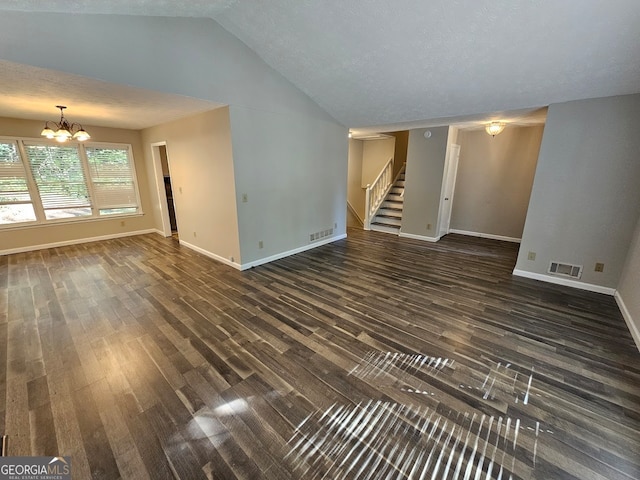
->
[82,142,143,216]
[0,136,143,230]
[23,139,94,221]
[0,139,40,226]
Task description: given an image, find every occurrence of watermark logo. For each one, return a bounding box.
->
[0,456,71,480]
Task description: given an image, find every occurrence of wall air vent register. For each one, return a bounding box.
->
[310,227,334,242]
[548,261,583,279]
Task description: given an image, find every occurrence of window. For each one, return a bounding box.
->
[0,138,141,228]
[0,141,36,225]
[24,143,92,220]
[85,146,138,215]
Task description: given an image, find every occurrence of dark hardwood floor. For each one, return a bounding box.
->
[1,228,639,479]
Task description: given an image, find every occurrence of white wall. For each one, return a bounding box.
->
[514,94,640,292]
[452,125,543,240]
[401,127,449,240]
[0,116,156,254]
[0,11,348,266]
[616,214,640,350]
[141,108,241,266]
[229,106,347,265]
[360,137,396,187]
[347,139,365,222]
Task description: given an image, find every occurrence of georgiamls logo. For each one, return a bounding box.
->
[47,457,70,475]
[0,455,71,479]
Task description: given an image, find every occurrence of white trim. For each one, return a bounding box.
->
[512,269,615,295]
[0,229,157,256]
[0,212,144,232]
[240,234,348,270]
[178,240,242,270]
[449,229,521,243]
[347,201,364,226]
[179,234,348,271]
[438,140,460,237]
[398,231,442,243]
[614,292,640,353]
[150,141,172,237]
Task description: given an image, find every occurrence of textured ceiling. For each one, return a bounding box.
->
[0,60,221,129]
[1,1,639,130]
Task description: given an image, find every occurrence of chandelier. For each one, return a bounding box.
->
[485,121,506,137]
[40,105,91,142]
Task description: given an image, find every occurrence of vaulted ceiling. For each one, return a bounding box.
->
[1,0,639,130]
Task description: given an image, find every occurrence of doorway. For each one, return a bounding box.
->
[439,143,460,237]
[151,142,178,237]
[160,146,178,234]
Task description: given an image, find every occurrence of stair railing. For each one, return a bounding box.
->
[364,157,394,230]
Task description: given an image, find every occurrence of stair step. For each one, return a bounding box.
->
[387,194,404,202]
[377,208,402,218]
[370,169,405,237]
[370,223,400,235]
[373,216,402,226]
[382,200,403,209]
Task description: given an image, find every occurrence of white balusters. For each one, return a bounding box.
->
[364,158,394,229]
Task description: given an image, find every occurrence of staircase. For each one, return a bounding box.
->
[370,170,405,234]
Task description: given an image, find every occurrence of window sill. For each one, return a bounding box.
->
[0,212,145,232]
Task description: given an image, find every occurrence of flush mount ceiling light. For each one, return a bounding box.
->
[40,105,91,142]
[485,121,506,137]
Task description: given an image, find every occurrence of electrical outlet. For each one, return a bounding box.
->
[258,240,263,249]
[242,193,248,203]
[179,187,183,194]
[595,262,604,272]
[427,223,432,230]
[527,251,536,261]
[193,231,197,238]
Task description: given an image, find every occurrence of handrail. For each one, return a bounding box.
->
[364,157,394,229]
[371,156,394,191]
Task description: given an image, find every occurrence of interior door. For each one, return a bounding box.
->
[439,144,460,237]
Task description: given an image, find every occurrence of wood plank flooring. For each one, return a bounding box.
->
[1,228,639,479]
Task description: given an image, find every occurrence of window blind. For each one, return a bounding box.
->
[1,138,140,228]
[85,146,138,214]
[24,143,92,219]
[0,141,36,224]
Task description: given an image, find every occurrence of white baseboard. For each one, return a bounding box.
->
[614,292,640,353]
[240,234,347,270]
[0,229,157,256]
[449,229,521,243]
[512,269,616,296]
[398,231,442,243]
[178,240,243,270]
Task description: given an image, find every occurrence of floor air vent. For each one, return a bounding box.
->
[548,261,582,279]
